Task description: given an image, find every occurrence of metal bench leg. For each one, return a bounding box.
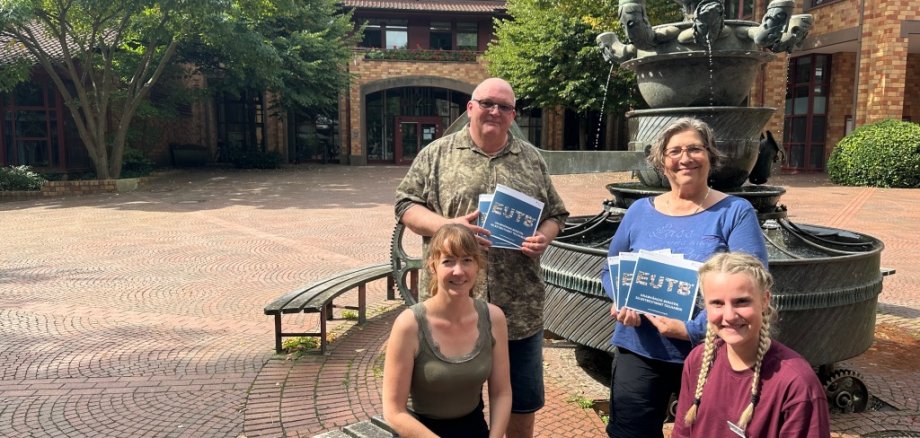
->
[320,308,327,354]
[274,314,283,353]
[387,275,395,300]
[325,302,334,320]
[358,284,367,325]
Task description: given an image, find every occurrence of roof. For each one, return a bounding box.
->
[341,0,506,14]
[1,23,67,65]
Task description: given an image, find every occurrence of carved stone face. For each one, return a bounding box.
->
[756,0,794,46]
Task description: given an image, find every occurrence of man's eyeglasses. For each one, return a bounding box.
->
[664,146,707,159]
[472,99,515,114]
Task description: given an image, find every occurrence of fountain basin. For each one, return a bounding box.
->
[622,50,775,108]
[544,216,884,367]
[626,107,775,189]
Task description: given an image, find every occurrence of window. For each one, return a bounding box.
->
[217,90,266,161]
[385,20,408,50]
[359,19,407,49]
[724,0,754,19]
[361,20,382,48]
[783,54,831,171]
[517,106,543,147]
[457,22,479,51]
[430,22,452,50]
[1,82,64,168]
[806,0,841,9]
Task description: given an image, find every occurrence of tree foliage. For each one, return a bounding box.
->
[484,0,682,113]
[0,0,356,178]
[178,0,357,114]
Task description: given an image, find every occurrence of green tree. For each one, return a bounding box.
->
[0,0,356,179]
[485,0,682,148]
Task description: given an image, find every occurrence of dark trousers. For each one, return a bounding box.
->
[410,399,488,438]
[606,348,683,438]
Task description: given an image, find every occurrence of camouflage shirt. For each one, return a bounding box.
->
[395,126,569,340]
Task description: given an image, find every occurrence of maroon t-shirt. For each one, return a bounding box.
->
[672,340,830,438]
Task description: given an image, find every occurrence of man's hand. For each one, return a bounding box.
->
[452,210,492,250]
[521,231,550,259]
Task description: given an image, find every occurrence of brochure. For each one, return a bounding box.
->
[481,184,544,249]
[622,252,702,321]
[478,194,520,250]
[606,256,619,304]
[617,252,638,310]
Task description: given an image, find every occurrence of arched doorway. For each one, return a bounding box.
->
[365,86,470,164]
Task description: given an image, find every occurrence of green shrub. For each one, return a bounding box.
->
[121,147,155,178]
[0,165,47,191]
[229,148,283,169]
[827,119,920,187]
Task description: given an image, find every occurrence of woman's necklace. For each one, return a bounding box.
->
[666,186,711,215]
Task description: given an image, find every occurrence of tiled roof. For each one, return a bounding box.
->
[341,0,506,13]
[1,24,66,65]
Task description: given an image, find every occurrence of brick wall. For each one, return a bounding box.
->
[825,53,857,155]
[806,0,860,34]
[2,180,118,202]
[904,54,920,122]
[856,1,919,125]
[344,55,490,163]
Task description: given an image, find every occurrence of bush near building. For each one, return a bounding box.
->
[0,166,47,191]
[827,119,920,188]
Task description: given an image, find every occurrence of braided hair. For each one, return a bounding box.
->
[684,252,775,432]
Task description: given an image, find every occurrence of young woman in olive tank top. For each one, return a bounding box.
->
[383,224,511,438]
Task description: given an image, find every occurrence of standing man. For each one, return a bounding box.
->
[395,77,569,437]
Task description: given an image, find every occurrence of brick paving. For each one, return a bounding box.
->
[1,166,918,437]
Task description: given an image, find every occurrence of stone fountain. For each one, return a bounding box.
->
[540,0,886,414]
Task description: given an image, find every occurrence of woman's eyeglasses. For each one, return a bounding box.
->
[472,99,515,114]
[664,146,707,158]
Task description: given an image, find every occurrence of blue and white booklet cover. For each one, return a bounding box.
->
[617,252,640,310]
[606,256,619,304]
[622,252,702,321]
[478,194,519,250]
[481,184,544,249]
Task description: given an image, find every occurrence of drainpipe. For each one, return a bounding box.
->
[851,0,866,127]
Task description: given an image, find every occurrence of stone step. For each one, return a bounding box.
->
[342,419,394,438]
[371,415,395,434]
[313,430,351,438]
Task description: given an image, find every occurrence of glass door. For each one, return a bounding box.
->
[395,116,441,164]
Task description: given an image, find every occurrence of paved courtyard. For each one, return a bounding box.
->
[1,165,918,437]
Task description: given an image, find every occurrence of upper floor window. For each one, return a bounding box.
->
[724,0,754,19]
[806,0,841,8]
[360,19,408,49]
[430,22,452,50]
[457,22,479,51]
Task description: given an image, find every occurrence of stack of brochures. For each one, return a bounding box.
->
[607,250,702,321]
[478,184,544,250]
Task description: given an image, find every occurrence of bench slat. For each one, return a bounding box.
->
[263,263,389,314]
[297,266,393,311]
[278,264,392,314]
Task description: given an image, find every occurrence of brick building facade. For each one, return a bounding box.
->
[755,0,920,171]
[3,0,917,173]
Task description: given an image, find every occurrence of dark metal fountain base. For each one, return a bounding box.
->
[545,185,885,369]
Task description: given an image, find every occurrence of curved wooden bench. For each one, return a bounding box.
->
[264,263,394,353]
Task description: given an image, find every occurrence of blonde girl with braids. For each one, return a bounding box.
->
[672,253,830,438]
